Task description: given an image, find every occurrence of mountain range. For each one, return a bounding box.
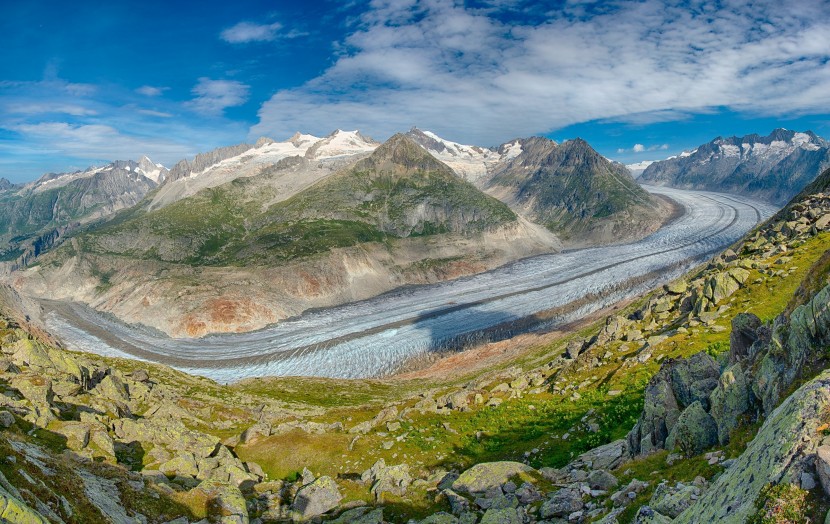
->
[8,127,829,339]
[5,129,668,337]
[639,128,830,204]
[0,157,166,270]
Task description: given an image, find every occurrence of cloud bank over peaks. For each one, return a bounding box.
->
[251,0,830,145]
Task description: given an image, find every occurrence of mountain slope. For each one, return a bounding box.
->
[0,159,165,269]
[14,134,558,336]
[148,130,379,211]
[487,137,666,244]
[640,128,830,204]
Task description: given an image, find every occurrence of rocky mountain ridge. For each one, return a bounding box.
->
[0,158,166,274]
[640,128,830,204]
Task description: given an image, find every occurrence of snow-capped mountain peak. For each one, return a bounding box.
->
[306,129,379,160]
[405,127,517,184]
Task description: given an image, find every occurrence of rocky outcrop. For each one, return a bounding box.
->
[675,370,830,522]
[627,352,720,455]
[166,143,253,183]
[664,401,718,456]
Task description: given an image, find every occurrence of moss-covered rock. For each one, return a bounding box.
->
[452,462,534,495]
[675,370,830,523]
[709,363,752,444]
[665,401,718,456]
[0,484,48,524]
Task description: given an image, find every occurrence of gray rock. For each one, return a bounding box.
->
[576,439,628,470]
[515,482,542,504]
[588,470,619,491]
[801,471,817,490]
[665,401,719,456]
[443,489,470,515]
[634,506,673,524]
[670,352,720,410]
[728,313,762,364]
[370,463,412,501]
[650,483,701,517]
[674,370,830,523]
[419,511,458,524]
[0,411,14,428]
[540,488,583,518]
[708,363,751,444]
[816,445,830,497]
[292,476,342,519]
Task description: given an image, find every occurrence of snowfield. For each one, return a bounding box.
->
[42,186,776,382]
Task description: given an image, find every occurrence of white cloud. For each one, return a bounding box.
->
[618,143,670,154]
[186,78,250,116]
[12,122,195,162]
[251,0,830,145]
[136,85,167,96]
[221,21,284,43]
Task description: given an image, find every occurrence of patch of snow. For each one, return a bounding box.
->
[501,140,523,161]
[793,132,820,151]
[309,129,377,160]
[719,144,740,157]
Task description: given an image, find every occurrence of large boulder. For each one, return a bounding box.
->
[670,352,720,410]
[708,363,752,444]
[627,352,719,455]
[633,506,673,524]
[665,401,718,456]
[452,462,534,495]
[292,476,342,520]
[753,285,830,415]
[574,439,628,471]
[627,367,680,455]
[675,370,830,523]
[196,480,249,524]
[370,463,412,501]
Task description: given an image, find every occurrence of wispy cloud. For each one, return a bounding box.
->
[221,21,284,43]
[12,122,194,160]
[136,85,168,97]
[186,78,250,116]
[0,77,245,180]
[617,143,669,154]
[252,0,830,145]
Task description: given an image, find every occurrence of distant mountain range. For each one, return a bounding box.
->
[639,128,830,204]
[0,157,166,268]
[6,128,666,336]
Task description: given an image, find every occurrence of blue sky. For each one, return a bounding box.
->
[2,0,830,182]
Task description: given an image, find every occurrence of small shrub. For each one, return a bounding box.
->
[749,483,812,524]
